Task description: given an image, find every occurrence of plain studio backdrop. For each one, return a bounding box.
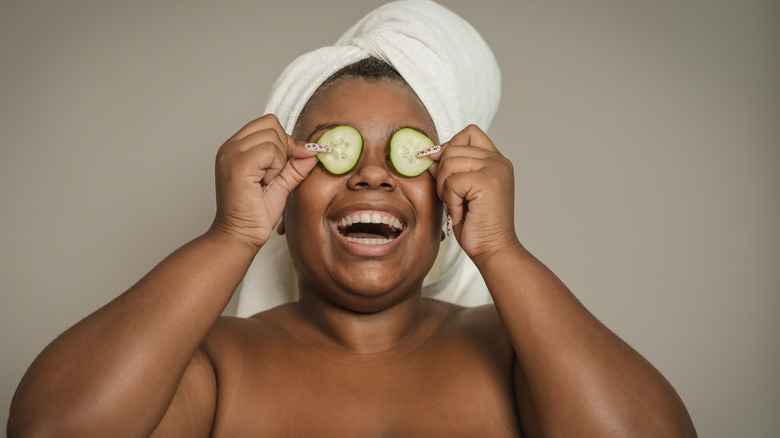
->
[1,0,778,436]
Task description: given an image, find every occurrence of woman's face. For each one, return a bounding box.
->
[284,77,443,312]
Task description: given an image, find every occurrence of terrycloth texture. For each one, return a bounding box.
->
[235,0,501,317]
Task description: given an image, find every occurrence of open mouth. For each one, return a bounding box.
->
[336,211,405,245]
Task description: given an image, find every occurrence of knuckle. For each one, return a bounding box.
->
[260,113,281,125]
[477,168,502,188]
[503,156,514,171]
[216,144,234,165]
[441,176,455,194]
[488,174,503,189]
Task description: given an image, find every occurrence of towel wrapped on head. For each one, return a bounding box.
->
[235,0,501,316]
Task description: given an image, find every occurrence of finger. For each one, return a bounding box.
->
[420,143,446,179]
[228,113,287,142]
[435,154,490,202]
[448,124,499,152]
[440,168,500,226]
[232,121,329,166]
[235,142,288,187]
[246,125,290,155]
[262,138,325,197]
[422,136,493,180]
[261,155,320,212]
[265,155,319,194]
[222,133,286,188]
[287,135,331,159]
[438,172,475,225]
[417,144,443,160]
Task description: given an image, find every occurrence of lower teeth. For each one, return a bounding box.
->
[344,236,395,245]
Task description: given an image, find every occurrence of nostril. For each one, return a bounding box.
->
[347,161,396,190]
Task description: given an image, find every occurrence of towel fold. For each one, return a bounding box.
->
[236,0,501,317]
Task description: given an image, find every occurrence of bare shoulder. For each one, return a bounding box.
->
[435,300,511,344]
[201,304,299,358]
[452,301,506,329]
[421,300,515,371]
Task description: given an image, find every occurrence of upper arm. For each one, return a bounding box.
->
[514,358,544,438]
[465,304,544,437]
[150,348,217,438]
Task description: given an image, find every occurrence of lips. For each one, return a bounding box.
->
[335,210,405,245]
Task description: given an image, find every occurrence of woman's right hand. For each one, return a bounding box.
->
[209,114,326,250]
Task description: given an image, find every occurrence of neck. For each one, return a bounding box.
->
[295,289,430,354]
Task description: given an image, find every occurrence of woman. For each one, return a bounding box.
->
[8,1,696,437]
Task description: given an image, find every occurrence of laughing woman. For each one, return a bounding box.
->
[8,1,695,437]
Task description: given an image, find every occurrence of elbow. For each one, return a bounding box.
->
[7,396,76,438]
[647,421,698,438]
[7,407,55,438]
[599,418,697,438]
[654,397,698,438]
[7,414,47,438]
[621,408,698,438]
[590,395,698,438]
[8,413,91,438]
[670,412,698,438]
[8,395,33,438]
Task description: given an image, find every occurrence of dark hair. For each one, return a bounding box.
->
[295,57,410,131]
[324,57,405,83]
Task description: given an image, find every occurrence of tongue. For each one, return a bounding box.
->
[342,223,392,239]
[345,231,385,239]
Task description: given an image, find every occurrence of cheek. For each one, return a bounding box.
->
[289,167,336,207]
[284,168,346,241]
[283,182,329,269]
[286,175,324,229]
[406,178,443,231]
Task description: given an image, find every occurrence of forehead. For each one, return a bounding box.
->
[294,78,438,143]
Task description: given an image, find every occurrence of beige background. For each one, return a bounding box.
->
[1,0,778,435]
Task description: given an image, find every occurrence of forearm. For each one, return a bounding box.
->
[9,230,256,437]
[477,243,696,437]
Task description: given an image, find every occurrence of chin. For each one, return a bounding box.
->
[300,267,425,314]
[334,289,422,315]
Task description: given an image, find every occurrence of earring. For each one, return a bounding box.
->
[441,208,452,238]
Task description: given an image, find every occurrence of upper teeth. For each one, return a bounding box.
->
[337,212,404,231]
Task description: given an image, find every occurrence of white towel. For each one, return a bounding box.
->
[235,0,501,317]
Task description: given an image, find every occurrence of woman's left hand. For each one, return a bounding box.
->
[426,124,520,265]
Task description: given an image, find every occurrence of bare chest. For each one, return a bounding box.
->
[209,334,521,437]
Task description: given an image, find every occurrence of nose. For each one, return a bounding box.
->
[346,148,396,191]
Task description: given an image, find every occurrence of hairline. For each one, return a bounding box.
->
[294,58,414,135]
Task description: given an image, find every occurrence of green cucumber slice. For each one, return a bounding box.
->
[389,128,434,177]
[316,125,363,175]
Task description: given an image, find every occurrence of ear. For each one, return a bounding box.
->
[277,215,286,235]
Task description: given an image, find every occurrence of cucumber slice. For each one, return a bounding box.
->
[389,128,434,177]
[316,125,363,175]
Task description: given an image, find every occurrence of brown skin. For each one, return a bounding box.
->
[284,78,444,316]
[8,79,697,437]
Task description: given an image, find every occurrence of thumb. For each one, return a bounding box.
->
[262,137,328,201]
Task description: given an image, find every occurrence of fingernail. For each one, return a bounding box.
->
[305,143,331,153]
[416,145,441,157]
[263,179,275,193]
